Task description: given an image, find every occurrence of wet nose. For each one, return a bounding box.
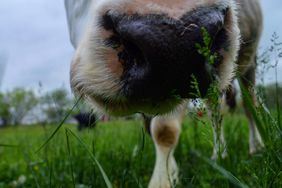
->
[101,6,229,99]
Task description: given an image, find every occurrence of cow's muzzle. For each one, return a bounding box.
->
[101,5,230,100]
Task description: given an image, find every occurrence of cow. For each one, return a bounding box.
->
[73,112,97,130]
[65,0,264,187]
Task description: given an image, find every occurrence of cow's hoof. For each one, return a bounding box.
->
[148,159,178,188]
[211,150,228,160]
[249,139,264,155]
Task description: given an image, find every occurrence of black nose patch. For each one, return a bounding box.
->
[99,5,229,100]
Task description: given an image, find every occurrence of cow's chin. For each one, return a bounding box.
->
[86,94,184,116]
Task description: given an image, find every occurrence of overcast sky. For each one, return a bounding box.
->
[0,0,281,92]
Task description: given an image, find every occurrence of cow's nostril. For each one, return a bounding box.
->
[100,11,115,31]
[100,10,123,32]
[117,39,145,66]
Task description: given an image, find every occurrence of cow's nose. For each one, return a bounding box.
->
[102,11,182,60]
[102,6,228,55]
[101,7,229,99]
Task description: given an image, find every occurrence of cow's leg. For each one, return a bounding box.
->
[239,66,264,154]
[148,112,184,188]
[208,97,228,160]
[211,120,227,160]
[210,82,237,159]
[225,81,237,112]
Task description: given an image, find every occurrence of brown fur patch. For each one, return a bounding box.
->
[94,29,124,78]
[155,123,178,147]
[130,0,198,19]
[104,49,124,77]
[98,0,204,20]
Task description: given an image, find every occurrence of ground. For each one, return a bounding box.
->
[0,113,281,188]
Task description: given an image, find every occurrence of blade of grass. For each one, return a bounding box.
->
[36,96,82,153]
[65,128,76,188]
[193,150,249,188]
[121,169,129,188]
[238,78,268,143]
[131,171,143,188]
[269,167,282,187]
[66,128,113,188]
[260,102,282,136]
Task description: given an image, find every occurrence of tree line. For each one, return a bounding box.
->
[0,83,281,127]
[0,87,81,126]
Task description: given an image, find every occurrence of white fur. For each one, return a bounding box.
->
[149,147,179,188]
[149,115,182,188]
[216,0,241,91]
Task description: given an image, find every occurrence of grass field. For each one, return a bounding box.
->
[0,111,281,188]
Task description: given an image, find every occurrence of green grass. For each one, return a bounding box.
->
[0,112,281,188]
